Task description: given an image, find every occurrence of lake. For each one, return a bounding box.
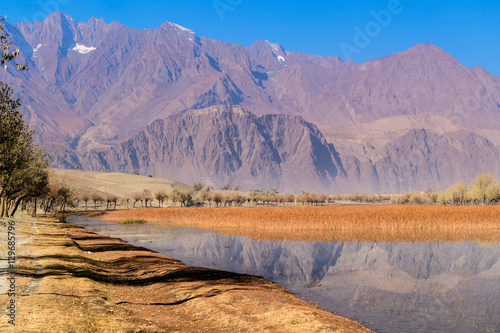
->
[68,215,500,333]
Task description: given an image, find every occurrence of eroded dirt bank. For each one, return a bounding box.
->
[0,216,373,333]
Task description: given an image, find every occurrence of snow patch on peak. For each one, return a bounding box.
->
[265,40,281,54]
[33,44,42,52]
[169,22,196,42]
[265,40,286,64]
[171,22,192,33]
[71,43,96,54]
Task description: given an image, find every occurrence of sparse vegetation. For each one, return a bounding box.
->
[118,218,147,224]
[76,211,106,217]
[392,174,500,206]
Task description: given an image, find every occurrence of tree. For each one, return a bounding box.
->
[486,182,500,204]
[317,194,328,205]
[142,189,153,207]
[155,190,167,207]
[194,186,211,206]
[296,193,307,205]
[285,193,295,205]
[1,17,28,70]
[212,192,223,207]
[105,194,118,210]
[169,188,181,207]
[57,185,73,212]
[446,182,468,205]
[90,192,103,209]
[469,173,494,205]
[230,192,246,207]
[178,189,193,207]
[0,83,51,217]
[132,192,142,208]
[0,17,49,217]
[81,193,90,209]
[10,156,49,217]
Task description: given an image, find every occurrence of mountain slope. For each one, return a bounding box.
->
[80,105,349,192]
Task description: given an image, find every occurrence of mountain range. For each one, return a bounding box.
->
[2,12,500,193]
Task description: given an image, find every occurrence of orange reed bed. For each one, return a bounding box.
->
[103,204,500,242]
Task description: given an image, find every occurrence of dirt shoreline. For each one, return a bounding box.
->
[0,216,373,332]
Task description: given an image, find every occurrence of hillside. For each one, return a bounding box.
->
[50,168,191,197]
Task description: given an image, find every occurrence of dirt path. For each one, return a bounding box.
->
[0,216,373,333]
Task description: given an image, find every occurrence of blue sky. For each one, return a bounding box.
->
[1,0,499,76]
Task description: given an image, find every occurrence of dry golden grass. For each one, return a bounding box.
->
[104,204,500,242]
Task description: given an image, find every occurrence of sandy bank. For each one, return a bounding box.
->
[0,216,373,332]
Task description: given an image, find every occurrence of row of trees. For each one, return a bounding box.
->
[47,174,500,212]
[391,174,500,205]
[62,187,338,210]
[68,187,390,210]
[6,174,500,217]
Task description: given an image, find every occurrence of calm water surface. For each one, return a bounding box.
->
[68,215,500,333]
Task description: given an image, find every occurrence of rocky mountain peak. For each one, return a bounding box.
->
[159,20,197,43]
[388,43,458,65]
[44,11,75,24]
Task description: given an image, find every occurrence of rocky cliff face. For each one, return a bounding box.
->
[328,114,500,192]
[81,105,348,192]
[3,13,500,192]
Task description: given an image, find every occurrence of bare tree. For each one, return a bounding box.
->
[81,193,90,209]
[212,192,223,207]
[90,192,103,209]
[132,192,142,208]
[155,190,167,207]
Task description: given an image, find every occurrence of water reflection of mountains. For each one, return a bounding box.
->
[151,234,500,284]
[73,216,500,333]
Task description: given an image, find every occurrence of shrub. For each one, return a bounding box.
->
[118,219,147,224]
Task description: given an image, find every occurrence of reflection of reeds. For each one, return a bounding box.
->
[103,205,500,242]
